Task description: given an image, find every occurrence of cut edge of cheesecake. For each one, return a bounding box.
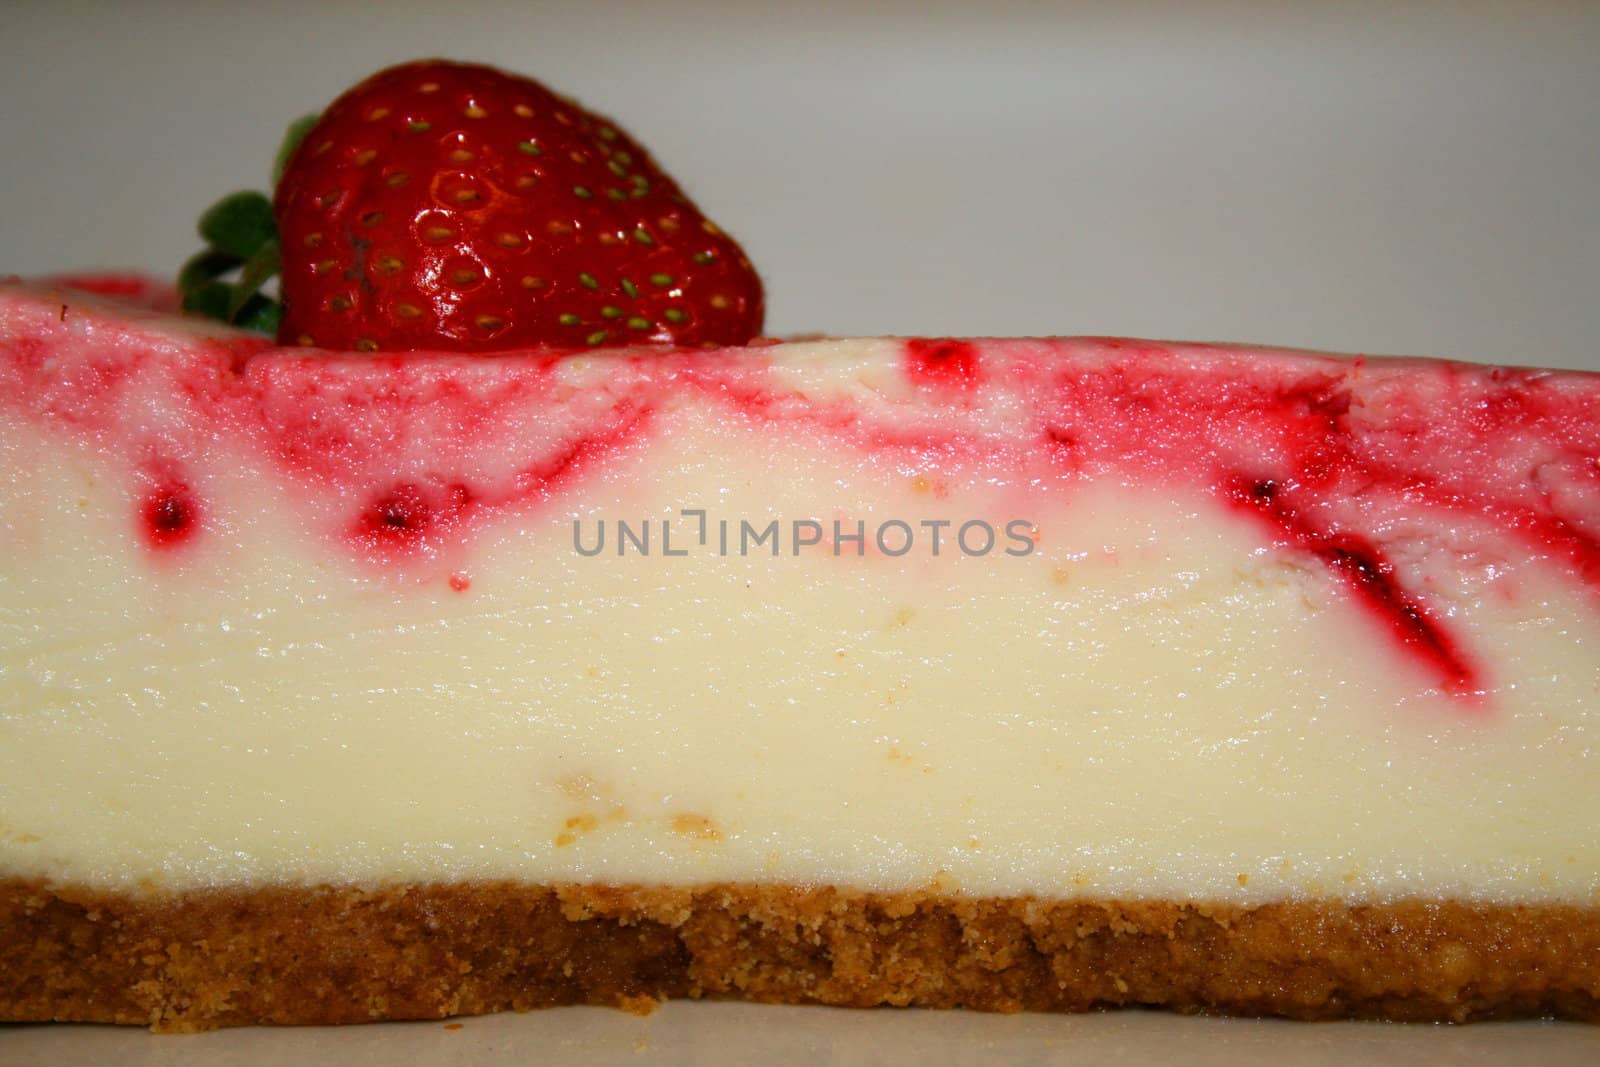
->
[4,277,1599,1029]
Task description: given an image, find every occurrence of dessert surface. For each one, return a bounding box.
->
[2,278,1597,904]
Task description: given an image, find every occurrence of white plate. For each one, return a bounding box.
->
[7,1005,1600,1067]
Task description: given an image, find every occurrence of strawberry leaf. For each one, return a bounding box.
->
[177,249,243,296]
[226,238,281,320]
[179,116,314,337]
[180,281,232,319]
[233,294,282,334]
[273,114,321,186]
[198,191,276,259]
[180,280,280,335]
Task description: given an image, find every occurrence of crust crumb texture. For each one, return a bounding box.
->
[3,879,1596,1031]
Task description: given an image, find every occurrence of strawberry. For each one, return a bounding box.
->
[183,59,764,353]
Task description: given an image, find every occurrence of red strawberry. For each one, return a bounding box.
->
[272,59,763,353]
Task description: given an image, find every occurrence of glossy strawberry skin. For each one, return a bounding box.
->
[274,60,763,352]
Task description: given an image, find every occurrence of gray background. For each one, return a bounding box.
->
[2,1,1596,369]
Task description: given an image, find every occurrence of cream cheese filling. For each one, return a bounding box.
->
[1,403,1597,902]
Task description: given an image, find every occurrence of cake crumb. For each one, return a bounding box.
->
[616,994,659,1016]
[670,815,722,841]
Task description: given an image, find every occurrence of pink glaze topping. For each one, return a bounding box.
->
[3,277,1598,701]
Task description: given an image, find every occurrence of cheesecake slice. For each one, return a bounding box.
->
[2,277,1597,1029]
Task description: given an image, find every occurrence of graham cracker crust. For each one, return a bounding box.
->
[2,879,1596,1030]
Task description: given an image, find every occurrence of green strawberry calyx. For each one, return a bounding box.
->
[176,114,317,334]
